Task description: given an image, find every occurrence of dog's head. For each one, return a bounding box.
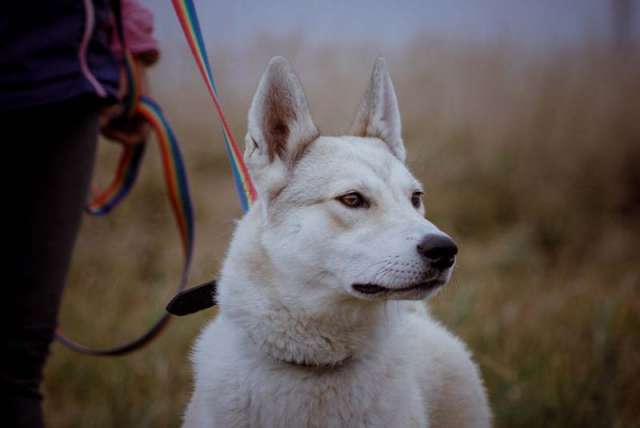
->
[243,57,457,303]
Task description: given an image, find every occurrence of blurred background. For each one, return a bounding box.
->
[46,1,640,426]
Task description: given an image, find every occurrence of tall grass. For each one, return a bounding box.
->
[44,37,640,427]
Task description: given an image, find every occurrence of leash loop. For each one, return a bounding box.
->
[55,96,194,356]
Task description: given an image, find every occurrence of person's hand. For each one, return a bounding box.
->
[100,60,151,145]
[100,107,149,145]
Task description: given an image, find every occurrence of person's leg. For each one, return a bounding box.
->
[2,97,100,427]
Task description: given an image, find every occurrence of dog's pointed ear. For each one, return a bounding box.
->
[245,57,319,197]
[349,58,406,162]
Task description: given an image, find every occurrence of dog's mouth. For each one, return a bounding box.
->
[352,280,445,296]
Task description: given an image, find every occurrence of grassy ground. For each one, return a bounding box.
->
[44,39,640,427]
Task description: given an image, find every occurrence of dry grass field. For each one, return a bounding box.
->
[44,38,640,427]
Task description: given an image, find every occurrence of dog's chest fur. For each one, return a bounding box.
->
[188,314,428,428]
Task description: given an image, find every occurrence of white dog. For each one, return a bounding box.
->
[182,57,491,427]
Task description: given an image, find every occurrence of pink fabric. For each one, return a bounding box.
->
[109,0,159,60]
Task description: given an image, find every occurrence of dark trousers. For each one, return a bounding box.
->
[2,97,100,427]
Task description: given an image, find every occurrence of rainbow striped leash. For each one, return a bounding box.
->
[85,49,144,217]
[55,16,194,356]
[164,0,261,318]
[56,0,257,355]
[172,0,257,213]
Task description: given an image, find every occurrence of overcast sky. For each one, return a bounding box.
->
[148,0,639,50]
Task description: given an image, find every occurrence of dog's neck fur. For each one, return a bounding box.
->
[218,206,397,368]
[242,296,387,368]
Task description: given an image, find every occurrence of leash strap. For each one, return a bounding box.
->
[164,0,264,316]
[172,0,257,213]
[55,95,194,356]
[85,142,145,216]
[55,2,194,356]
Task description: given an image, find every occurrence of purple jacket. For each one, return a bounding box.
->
[0,0,158,112]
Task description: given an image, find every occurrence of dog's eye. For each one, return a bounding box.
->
[337,192,369,209]
[411,191,423,209]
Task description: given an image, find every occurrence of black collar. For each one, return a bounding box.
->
[166,279,217,316]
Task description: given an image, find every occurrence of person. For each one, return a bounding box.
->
[1,1,160,426]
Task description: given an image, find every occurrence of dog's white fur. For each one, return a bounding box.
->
[183,57,491,427]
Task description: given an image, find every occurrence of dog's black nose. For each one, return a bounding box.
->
[417,234,458,269]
